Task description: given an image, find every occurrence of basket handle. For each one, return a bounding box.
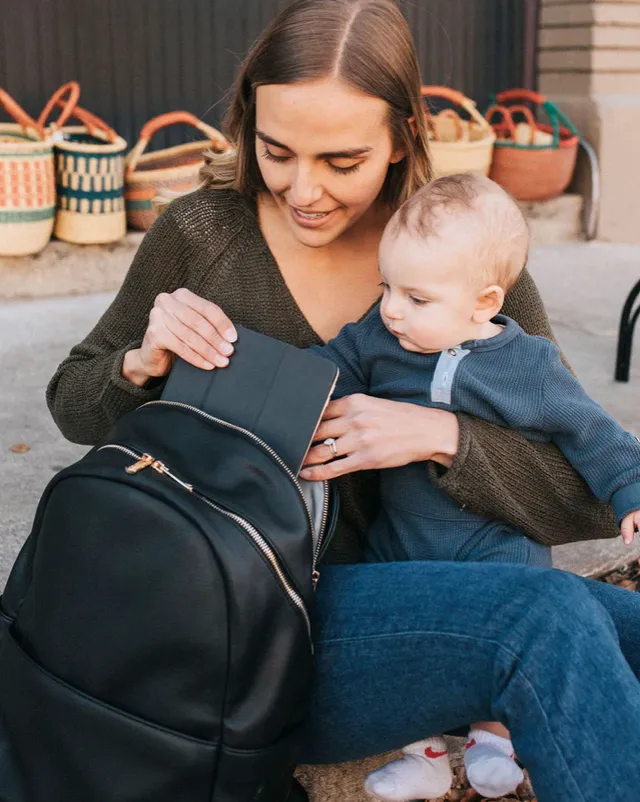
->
[542,100,579,138]
[487,103,565,147]
[54,101,119,143]
[495,88,546,106]
[504,104,538,145]
[0,88,45,139]
[485,105,519,140]
[126,111,229,174]
[421,85,491,133]
[421,85,467,106]
[37,81,81,131]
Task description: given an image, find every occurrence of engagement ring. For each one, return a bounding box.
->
[323,437,338,458]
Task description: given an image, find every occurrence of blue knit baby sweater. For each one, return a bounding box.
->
[312,304,640,561]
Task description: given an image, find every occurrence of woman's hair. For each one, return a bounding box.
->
[202,0,432,209]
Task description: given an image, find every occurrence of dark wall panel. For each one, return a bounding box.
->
[0,0,535,151]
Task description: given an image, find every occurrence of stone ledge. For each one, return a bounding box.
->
[539,48,640,70]
[0,233,144,300]
[542,0,640,4]
[519,194,584,246]
[0,199,584,300]
[539,69,640,93]
[540,24,640,48]
[541,3,640,27]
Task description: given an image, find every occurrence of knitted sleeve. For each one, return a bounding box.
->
[427,268,619,546]
[46,208,192,445]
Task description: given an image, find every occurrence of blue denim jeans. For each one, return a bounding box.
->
[301,561,640,802]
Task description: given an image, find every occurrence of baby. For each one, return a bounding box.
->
[312,174,640,802]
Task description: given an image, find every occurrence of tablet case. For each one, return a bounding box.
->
[161,326,339,476]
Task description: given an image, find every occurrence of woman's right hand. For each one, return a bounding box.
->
[122,288,237,386]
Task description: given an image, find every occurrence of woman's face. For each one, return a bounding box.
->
[255,77,405,248]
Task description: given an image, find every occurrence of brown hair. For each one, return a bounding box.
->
[201,0,432,208]
[388,173,530,290]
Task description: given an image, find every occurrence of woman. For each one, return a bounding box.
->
[47,1,640,800]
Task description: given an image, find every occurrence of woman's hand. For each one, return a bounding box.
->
[299,394,460,481]
[122,288,237,386]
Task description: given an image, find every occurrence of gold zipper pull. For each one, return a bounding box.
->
[125,453,155,474]
[312,570,320,590]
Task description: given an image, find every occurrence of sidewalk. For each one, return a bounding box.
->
[0,241,638,587]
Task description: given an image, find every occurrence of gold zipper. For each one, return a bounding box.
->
[192,489,312,640]
[125,454,154,474]
[140,400,331,570]
[314,485,330,568]
[98,443,312,643]
[104,445,194,491]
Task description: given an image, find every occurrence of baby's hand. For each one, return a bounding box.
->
[621,510,640,546]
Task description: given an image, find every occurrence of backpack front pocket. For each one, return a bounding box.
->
[0,630,217,802]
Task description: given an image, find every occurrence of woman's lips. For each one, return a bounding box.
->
[289,206,337,229]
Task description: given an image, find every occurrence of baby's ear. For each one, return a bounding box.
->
[472,285,504,323]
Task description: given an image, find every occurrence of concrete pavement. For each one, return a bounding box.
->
[0,242,638,586]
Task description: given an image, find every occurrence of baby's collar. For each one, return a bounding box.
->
[457,314,522,352]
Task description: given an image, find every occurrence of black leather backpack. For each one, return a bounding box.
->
[0,331,338,802]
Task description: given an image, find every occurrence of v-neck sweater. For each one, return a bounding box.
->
[46,189,619,560]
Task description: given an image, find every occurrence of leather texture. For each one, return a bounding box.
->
[0,337,337,801]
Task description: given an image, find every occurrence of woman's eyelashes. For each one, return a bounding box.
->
[261,145,290,164]
[260,145,362,175]
[328,161,362,175]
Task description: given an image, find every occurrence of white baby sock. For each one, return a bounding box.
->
[364,736,453,802]
[464,728,524,799]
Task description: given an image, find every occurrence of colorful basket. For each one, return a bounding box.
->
[39,83,128,244]
[0,89,60,256]
[421,86,496,178]
[485,89,579,202]
[125,111,229,230]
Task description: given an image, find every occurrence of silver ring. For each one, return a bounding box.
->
[323,437,338,458]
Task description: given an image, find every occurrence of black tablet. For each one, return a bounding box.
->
[161,326,339,476]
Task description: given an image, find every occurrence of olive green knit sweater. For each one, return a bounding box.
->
[47,189,618,561]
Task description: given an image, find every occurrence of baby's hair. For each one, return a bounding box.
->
[388,173,530,292]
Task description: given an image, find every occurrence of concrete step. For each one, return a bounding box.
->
[519,193,584,246]
[0,196,585,300]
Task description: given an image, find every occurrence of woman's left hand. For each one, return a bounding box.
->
[300,394,460,481]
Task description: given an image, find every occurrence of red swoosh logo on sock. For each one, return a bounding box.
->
[465,739,477,750]
[424,747,448,759]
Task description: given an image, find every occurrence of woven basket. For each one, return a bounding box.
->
[38,83,128,244]
[125,111,229,230]
[485,89,579,201]
[0,89,62,256]
[421,86,496,178]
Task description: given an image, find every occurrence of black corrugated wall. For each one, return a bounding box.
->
[0,0,537,151]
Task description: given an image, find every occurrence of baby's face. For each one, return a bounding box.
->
[378,227,481,354]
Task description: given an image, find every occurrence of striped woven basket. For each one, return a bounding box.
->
[125,111,229,230]
[39,85,128,244]
[0,89,59,256]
